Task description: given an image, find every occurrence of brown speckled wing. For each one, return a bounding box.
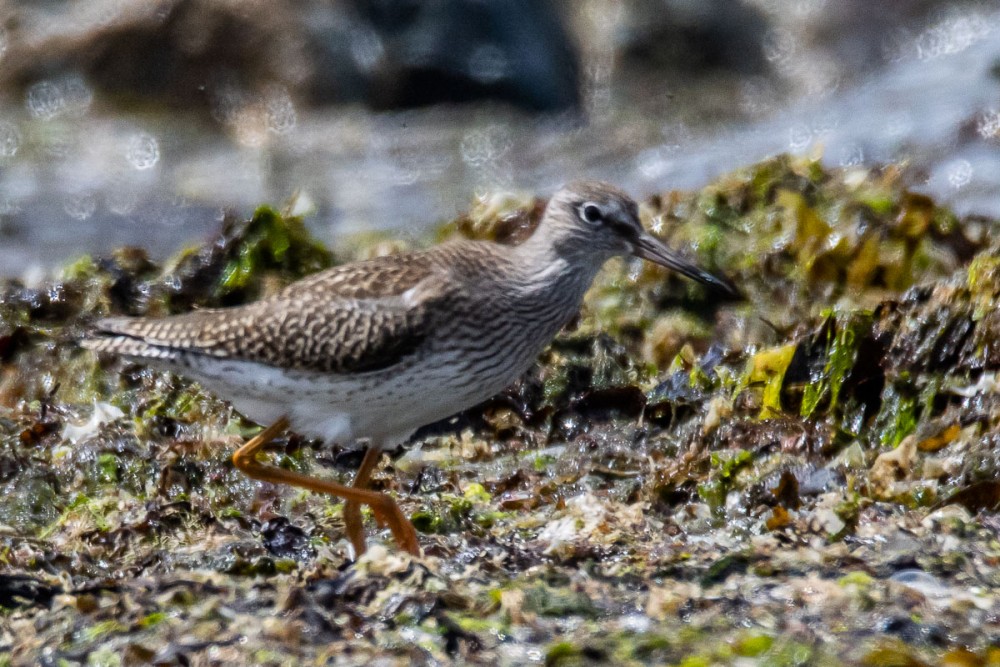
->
[89,252,447,374]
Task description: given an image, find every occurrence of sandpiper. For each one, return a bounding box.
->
[85,181,731,556]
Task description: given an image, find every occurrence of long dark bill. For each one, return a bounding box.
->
[631,231,736,295]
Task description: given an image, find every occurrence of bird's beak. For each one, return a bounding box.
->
[631,230,736,295]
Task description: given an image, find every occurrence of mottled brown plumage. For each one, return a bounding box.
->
[90,252,445,373]
[85,181,731,557]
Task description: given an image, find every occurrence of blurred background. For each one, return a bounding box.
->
[0,0,998,277]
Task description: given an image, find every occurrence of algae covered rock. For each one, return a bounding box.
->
[3,157,1000,666]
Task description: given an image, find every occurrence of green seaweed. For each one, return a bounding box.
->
[217,205,333,299]
[744,343,797,418]
[733,633,774,657]
[800,313,868,418]
[875,382,919,447]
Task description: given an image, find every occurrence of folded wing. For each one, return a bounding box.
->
[85,252,447,375]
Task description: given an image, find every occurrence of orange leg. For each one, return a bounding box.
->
[232,419,420,556]
[343,445,385,556]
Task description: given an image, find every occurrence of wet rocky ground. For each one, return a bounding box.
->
[2,156,1000,665]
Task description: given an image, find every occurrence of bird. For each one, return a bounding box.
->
[84,181,732,557]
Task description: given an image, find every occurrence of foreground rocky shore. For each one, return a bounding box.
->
[2,156,999,665]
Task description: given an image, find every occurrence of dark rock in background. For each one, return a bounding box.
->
[618,0,771,76]
[1,0,989,116]
[1,0,581,114]
[318,0,580,111]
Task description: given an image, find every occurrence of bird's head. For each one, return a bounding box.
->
[540,181,733,293]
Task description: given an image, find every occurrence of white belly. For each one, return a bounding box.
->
[173,349,520,448]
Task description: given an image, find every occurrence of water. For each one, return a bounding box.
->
[1,7,999,278]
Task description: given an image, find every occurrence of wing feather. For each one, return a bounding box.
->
[86,251,450,374]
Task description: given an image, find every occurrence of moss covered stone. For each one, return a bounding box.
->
[2,157,1000,665]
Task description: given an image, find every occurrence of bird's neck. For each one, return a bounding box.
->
[508,229,603,313]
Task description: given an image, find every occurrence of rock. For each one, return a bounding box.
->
[869,435,918,499]
[2,0,581,114]
[618,0,770,75]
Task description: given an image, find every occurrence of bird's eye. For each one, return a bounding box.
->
[581,204,602,224]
